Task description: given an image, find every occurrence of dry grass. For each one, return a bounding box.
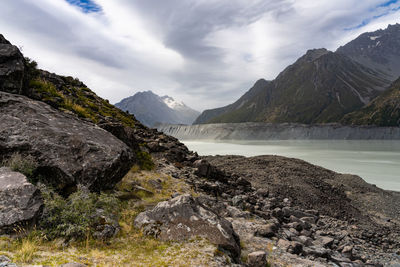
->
[12,237,39,263]
[1,168,218,266]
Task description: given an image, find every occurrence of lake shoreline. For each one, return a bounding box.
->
[182,139,400,192]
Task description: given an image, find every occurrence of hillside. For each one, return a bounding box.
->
[337,23,400,80]
[194,79,269,124]
[115,91,199,127]
[195,49,389,124]
[194,24,400,125]
[342,77,400,126]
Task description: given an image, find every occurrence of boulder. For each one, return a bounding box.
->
[247,251,268,267]
[134,194,241,261]
[302,245,332,259]
[255,223,278,238]
[0,34,25,95]
[0,92,135,193]
[194,159,212,177]
[316,236,335,248]
[0,167,43,234]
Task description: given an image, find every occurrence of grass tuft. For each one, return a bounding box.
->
[1,152,38,181]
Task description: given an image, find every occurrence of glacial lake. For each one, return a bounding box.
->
[182,140,400,192]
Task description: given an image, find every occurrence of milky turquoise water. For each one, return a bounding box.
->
[182,140,400,192]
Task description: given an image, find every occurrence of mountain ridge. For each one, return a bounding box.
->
[194,24,399,126]
[115,90,200,127]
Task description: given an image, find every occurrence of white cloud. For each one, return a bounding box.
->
[0,0,399,111]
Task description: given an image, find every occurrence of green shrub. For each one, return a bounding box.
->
[136,151,155,170]
[2,153,38,179]
[30,79,63,99]
[39,185,120,241]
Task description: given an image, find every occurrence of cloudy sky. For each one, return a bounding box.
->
[0,0,399,111]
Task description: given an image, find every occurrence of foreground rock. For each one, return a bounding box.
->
[0,92,135,193]
[134,194,241,261]
[0,34,25,95]
[0,167,42,234]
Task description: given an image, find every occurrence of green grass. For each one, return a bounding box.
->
[29,78,136,128]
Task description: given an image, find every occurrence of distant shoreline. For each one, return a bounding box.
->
[158,122,400,140]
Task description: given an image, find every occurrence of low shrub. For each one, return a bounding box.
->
[39,185,120,241]
[136,151,155,171]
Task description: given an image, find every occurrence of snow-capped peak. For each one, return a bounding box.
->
[161,95,186,111]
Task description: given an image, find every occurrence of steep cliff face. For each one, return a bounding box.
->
[342,77,400,126]
[115,91,200,127]
[195,49,389,124]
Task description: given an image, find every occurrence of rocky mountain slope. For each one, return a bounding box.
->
[337,23,400,80]
[1,33,400,266]
[115,90,200,127]
[193,79,270,124]
[342,77,400,126]
[194,24,399,125]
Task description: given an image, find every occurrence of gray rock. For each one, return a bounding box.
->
[0,256,11,263]
[293,235,314,247]
[134,194,241,262]
[0,167,43,234]
[277,239,303,255]
[255,223,278,238]
[0,34,24,95]
[342,245,353,258]
[0,92,135,193]
[58,263,86,267]
[193,159,212,177]
[0,255,16,267]
[301,216,317,224]
[317,236,335,248]
[302,245,331,259]
[282,207,315,219]
[247,251,268,267]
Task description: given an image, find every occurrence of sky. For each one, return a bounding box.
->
[0,0,399,111]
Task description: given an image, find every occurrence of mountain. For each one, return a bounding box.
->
[115,91,200,127]
[337,23,400,80]
[194,24,399,125]
[193,79,269,124]
[195,48,390,124]
[341,77,400,126]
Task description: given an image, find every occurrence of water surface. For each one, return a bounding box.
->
[182,140,400,191]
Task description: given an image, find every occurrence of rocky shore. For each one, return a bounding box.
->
[158,122,400,140]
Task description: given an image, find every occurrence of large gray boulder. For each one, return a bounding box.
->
[0,167,43,234]
[0,91,135,193]
[134,194,241,262]
[0,34,25,95]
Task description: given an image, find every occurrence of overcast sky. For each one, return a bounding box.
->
[0,0,399,111]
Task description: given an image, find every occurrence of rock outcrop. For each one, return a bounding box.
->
[0,34,25,95]
[0,91,135,193]
[0,167,43,234]
[134,194,241,261]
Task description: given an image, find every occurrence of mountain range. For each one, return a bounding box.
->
[115,91,200,127]
[194,24,400,126]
